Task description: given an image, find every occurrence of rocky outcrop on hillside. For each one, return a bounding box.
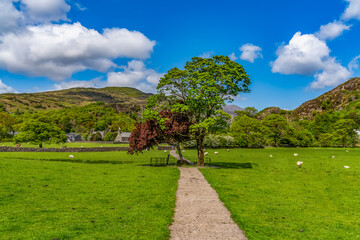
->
[293,77,360,118]
[256,107,281,120]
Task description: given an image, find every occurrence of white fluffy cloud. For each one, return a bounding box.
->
[342,0,360,20]
[53,60,164,93]
[0,0,71,33]
[311,58,352,89]
[272,32,330,75]
[315,20,351,40]
[272,32,351,89]
[0,0,23,33]
[239,44,262,63]
[228,52,238,61]
[199,51,214,58]
[54,78,105,90]
[0,23,156,80]
[0,80,17,93]
[21,0,70,23]
[107,60,164,93]
[349,55,360,71]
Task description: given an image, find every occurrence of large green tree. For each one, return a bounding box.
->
[230,115,264,147]
[14,119,67,148]
[156,55,250,165]
[0,112,16,141]
[332,119,357,147]
[262,114,292,146]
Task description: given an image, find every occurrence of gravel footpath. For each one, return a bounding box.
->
[169,167,247,240]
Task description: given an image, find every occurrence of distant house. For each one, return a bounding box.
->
[66,133,82,142]
[91,131,106,139]
[114,128,131,143]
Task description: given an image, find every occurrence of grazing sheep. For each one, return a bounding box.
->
[100,146,103,148]
[69,155,74,159]
[227,149,230,152]
[346,150,349,152]
[332,156,336,159]
[269,155,273,158]
[214,152,218,155]
[344,166,350,168]
[297,161,303,167]
[164,150,167,153]
[182,150,186,153]
[81,146,84,148]
[204,152,209,156]
[294,153,298,157]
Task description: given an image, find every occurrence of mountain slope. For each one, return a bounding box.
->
[0,87,152,112]
[293,77,360,118]
[223,105,244,116]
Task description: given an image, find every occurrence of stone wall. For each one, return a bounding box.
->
[157,146,173,150]
[69,141,128,144]
[0,146,129,152]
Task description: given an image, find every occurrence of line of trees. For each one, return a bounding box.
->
[0,102,137,147]
[230,108,359,148]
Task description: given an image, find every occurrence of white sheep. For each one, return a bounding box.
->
[164,150,167,153]
[69,155,74,159]
[269,155,273,158]
[214,152,218,155]
[332,156,336,159]
[344,166,350,168]
[204,152,209,156]
[182,150,186,153]
[81,146,84,148]
[294,153,298,157]
[227,149,230,152]
[297,161,303,167]
[346,150,349,152]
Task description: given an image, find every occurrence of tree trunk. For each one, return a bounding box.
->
[176,144,185,164]
[197,135,205,166]
[39,143,43,148]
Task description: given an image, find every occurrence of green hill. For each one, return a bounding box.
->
[292,77,360,118]
[0,87,152,112]
[255,77,360,120]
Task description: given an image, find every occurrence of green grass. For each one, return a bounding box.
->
[0,150,178,239]
[183,148,360,240]
[3,148,360,239]
[0,142,129,148]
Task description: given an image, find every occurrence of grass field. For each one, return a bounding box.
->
[0,142,129,148]
[2,148,360,239]
[183,148,360,240]
[0,150,178,240]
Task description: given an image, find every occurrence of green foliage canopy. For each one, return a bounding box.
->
[157,55,251,165]
[14,119,67,147]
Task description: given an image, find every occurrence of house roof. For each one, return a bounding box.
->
[120,132,131,138]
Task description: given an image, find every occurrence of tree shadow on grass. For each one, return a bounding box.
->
[210,162,254,169]
[140,163,178,167]
[3,157,134,165]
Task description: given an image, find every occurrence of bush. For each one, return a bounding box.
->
[104,132,117,141]
[183,135,236,148]
[182,140,196,148]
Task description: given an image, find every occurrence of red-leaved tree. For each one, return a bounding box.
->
[128,110,191,163]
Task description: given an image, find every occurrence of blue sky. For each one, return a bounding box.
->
[0,0,360,111]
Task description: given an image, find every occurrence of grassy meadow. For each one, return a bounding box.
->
[0,150,178,240]
[183,148,360,240]
[1,147,360,239]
